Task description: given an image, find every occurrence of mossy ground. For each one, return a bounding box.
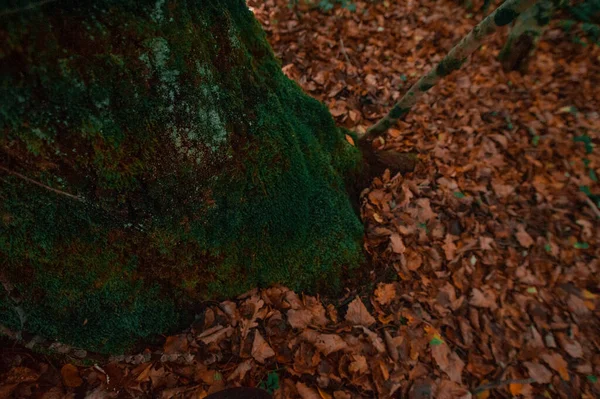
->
[0,0,363,353]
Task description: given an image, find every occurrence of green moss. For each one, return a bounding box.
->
[389,105,411,119]
[436,57,466,77]
[494,8,519,26]
[0,0,363,352]
[419,82,434,92]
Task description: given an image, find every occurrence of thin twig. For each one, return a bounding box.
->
[339,37,353,66]
[0,0,58,17]
[472,378,536,394]
[0,165,84,202]
[583,194,600,219]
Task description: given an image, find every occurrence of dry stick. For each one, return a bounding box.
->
[583,195,600,219]
[340,37,353,65]
[472,378,536,394]
[362,0,538,141]
[0,165,84,202]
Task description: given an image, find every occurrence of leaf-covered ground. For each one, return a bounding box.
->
[1,0,599,398]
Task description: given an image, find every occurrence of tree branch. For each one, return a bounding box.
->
[0,165,85,202]
[362,0,538,142]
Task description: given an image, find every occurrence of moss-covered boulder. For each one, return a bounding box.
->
[0,0,363,353]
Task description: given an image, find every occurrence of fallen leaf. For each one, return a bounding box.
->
[61,364,83,388]
[557,334,583,358]
[443,234,457,261]
[227,360,253,381]
[163,334,189,354]
[287,309,314,329]
[374,283,396,305]
[515,226,534,248]
[390,233,406,254]
[348,355,368,374]
[432,343,464,383]
[317,386,333,399]
[523,361,553,384]
[435,379,472,399]
[198,325,234,345]
[301,330,348,355]
[251,330,275,363]
[469,288,497,309]
[509,383,523,396]
[360,326,386,353]
[297,382,321,399]
[345,134,355,146]
[541,352,570,381]
[345,296,376,326]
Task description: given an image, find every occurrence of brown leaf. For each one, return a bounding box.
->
[198,325,234,345]
[163,334,189,354]
[374,283,396,306]
[61,364,83,388]
[435,380,471,399]
[301,330,348,355]
[383,329,399,362]
[360,326,386,353]
[3,367,39,385]
[134,363,153,383]
[432,343,464,383]
[389,233,406,254]
[566,294,590,315]
[296,382,321,399]
[557,334,583,358]
[469,288,497,309]
[405,249,423,271]
[492,181,515,198]
[541,352,570,381]
[227,360,253,381]
[515,226,534,248]
[345,296,376,326]
[251,331,275,363]
[523,361,553,384]
[333,391,352,399]
[416,198,436,222]
[287,309,314,329]
[348,355,368,375]
[443,234,457,261]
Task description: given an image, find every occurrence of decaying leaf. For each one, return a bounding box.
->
[523,361,553,384]
[252,331,275,363]
[515,226,534,248]
[61,364,83,388]
[541,352,570,381]
[345,296,376,326]
[297,382,321,399]
[163,334,189,354]
[469,288,497,310]
[390,233,406,254]
[227,360,253,381]
[374,283,396,306]
[431,342,465,383]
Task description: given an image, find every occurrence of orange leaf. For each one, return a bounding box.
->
[509,383,523,395]
[374,283,396,306]
[345,134,355,146]
[317,387,332,399]
[541,352,570,381]
[61,364,83,388]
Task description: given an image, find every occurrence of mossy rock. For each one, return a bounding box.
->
[0,0,363,353]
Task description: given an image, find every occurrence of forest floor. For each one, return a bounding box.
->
[1,0,599,398]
